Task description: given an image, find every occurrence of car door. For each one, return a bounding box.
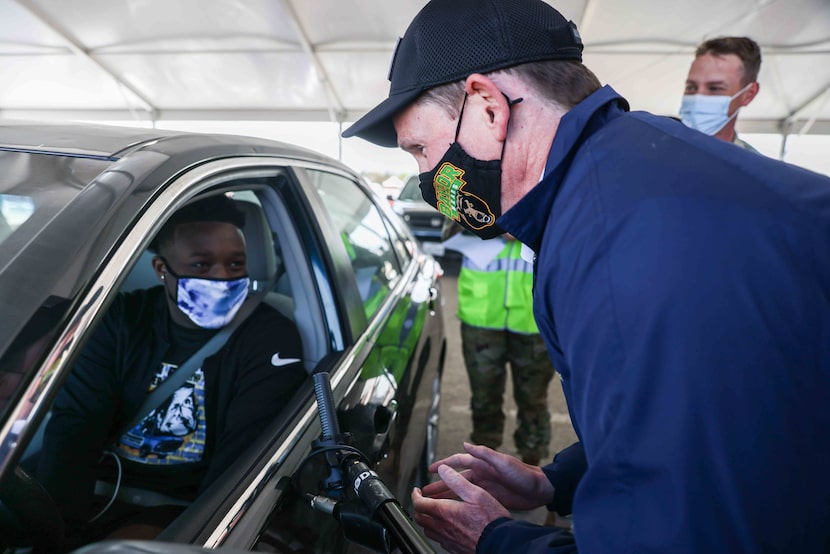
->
[201,166,445,552]
[1,147,442,553]
[0,157,339,552]
[301,169,444,499]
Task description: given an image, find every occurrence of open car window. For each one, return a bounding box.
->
[6,168,329,551]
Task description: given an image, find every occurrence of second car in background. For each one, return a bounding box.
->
[392,176,446,258]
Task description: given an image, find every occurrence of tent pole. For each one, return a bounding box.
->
[338,120,344,162]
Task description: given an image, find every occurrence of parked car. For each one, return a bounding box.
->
[391,176,447,258]
[0,121,445,553]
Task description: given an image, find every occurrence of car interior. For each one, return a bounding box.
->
[121,196,296,337]
[6,177,341,551]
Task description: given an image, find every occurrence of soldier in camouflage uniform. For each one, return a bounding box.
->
[452,232,556,465]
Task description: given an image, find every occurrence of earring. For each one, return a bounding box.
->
[160,274,166,281]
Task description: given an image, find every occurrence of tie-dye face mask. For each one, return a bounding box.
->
[175,275,249,329]
[161,258,249,329]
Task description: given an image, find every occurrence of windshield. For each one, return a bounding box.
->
[0,194,35,242]
[0,150,112,250]
[396,176,425,202]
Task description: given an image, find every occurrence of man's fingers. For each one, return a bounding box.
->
[463,441,489,455]
[413,486,448,518]
[463,441,506,464]
[412,486,427,510]
[415,476,498,554]
[412,487,436,530]
[421,468,471,499]
[413,484,454,530]
[413,486,469,553]
[437,464,490,505]
[464,441,519,473]
[427,451,475,473]
[421,478,451,497]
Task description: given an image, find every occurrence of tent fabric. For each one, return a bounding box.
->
[0,0,828,136]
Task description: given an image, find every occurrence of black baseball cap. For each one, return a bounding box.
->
[342,0,583,147]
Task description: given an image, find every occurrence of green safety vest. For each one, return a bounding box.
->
[456,239,539,334]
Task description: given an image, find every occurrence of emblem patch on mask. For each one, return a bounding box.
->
[432,162,495,230]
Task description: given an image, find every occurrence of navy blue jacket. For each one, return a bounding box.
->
[486,86,830,553]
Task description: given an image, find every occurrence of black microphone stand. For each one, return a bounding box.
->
[308,372,435,554]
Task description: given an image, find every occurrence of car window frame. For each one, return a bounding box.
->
[0,157,329,482]
[0,154,430,550]
[176,162,427,548]
[292,166,421,339]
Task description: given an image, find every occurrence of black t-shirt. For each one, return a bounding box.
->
[37,287,308,530]
[105,320,216,494]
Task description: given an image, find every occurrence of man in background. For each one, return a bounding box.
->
[445,223,555,466]
[681,36,762,151]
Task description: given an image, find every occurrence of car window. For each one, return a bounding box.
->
[0,152,111,250]
[385,213,413,266]
[0,194,35,243]
[307,170,403,319]
[396,175,424,202]
[9,174,318,548]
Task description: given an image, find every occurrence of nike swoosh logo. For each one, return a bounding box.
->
[271,353,301,367]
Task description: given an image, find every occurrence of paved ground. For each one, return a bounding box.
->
[430,267,578,533]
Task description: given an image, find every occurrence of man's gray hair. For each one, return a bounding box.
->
[417,60,602,117]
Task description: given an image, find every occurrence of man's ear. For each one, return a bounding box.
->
[740,82,760,107]
[465,73,511,141]
[151,255,167,282]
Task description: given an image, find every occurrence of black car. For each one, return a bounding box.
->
[391,176,446,258]
[0,121,445,553]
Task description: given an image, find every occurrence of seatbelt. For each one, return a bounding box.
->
[91,304,255,520]
[112,300,252,441]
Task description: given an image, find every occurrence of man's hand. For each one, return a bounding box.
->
[421,442,555,511]
[412,464,511,554]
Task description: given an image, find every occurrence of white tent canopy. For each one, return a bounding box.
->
[0,0,828,140]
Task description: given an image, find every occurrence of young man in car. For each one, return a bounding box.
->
[37,194,307,546]
[681,36,762,151]
[342,0,830,552]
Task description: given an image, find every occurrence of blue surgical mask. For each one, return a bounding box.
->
[161,259,249,329]
[679,83,753,135]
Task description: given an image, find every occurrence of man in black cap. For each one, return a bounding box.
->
[343,0,830,553]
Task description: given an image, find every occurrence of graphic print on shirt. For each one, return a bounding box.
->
[113,362,206,465]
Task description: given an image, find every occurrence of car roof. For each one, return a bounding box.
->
[0,119,359,368]
[0,119,336,164]
[0,119,182,158]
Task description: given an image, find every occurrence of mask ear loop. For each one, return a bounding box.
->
[453,93,469,141]
[731,82,754,101]
[157,255,180,304]
[157,256,181,279]
[454,91,524,157]
[500,93,523,159]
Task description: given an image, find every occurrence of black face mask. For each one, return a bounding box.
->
[418,93,521,240]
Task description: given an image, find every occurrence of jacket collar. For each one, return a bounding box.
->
[497,85,629,252]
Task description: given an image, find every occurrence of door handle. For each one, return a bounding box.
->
[371,401,398,459]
